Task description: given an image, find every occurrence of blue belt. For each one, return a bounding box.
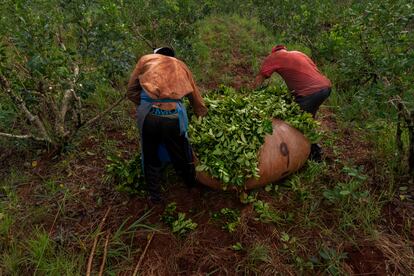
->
[150,107,178,116]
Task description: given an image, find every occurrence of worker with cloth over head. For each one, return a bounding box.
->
[254,44,331,161]
[127,47,208,204]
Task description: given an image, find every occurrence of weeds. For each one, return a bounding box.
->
[0,212,13,241]
[1,242,24,276]
[246,244,271,269]
[25,228,83,275]
[231,242,244,251]
[86,210,157,274]
[212,208,241,233]
[171,213,198,236]
[162,203,197,236]
[0,0,412,274]
[105,153,145,195]
[253,200,281,224]
[317,247,348,276]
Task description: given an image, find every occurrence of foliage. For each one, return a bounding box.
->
[189,85,320,187]
[189,14,274,86]
[212,208,241,233]
[105,153,145,195]
[253,0,337,53]
[239,191,258,204]
[323,180,369,204]
[0,0,137,146]
[317,247,348,276]
[161,203,197,236]
[315,1,414,173]
[253,200,281,224]
[171,213,198,236]
[323,166,368,204]
[1,0,414,274]
[231,242,244,251]
[26,228,83,275]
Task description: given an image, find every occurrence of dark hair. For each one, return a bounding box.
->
[153,47,175,57]
[272,44,287,53]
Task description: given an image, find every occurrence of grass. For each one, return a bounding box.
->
[247,243,271,266]
[26,228,83,275]
[1,38,413,275]
[1,102,413,274]
[189,14,274,87]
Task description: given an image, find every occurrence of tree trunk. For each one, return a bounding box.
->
[408,112,414,176]
[396,102,404,157]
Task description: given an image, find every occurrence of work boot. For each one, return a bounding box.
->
[146,196,165,212]
[309,143,322,162]
[146,195,165,208]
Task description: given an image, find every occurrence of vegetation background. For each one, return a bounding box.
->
[0,0,413,275]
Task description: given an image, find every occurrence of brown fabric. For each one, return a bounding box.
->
[127,54,207,117]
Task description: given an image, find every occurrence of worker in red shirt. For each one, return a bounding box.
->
[254,45,331,161]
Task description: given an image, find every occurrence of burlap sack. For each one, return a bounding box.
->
[195,119,311,190]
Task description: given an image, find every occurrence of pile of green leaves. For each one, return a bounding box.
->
[189,85,320,187]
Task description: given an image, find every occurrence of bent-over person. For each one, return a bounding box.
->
[127,47,208,204]
[254,44,331,161]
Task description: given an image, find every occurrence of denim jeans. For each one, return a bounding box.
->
[295,87,331,117]
[142,113,196,201]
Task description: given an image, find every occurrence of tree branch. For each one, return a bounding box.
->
[131,23,155,50]
[70,66,83,127]
[0,76,52,143]
[81,94,127,128]
[0,132,47,142]
[58,65,79,137]
[58,89,73,136]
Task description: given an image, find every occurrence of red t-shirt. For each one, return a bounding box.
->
[260,50,331,97]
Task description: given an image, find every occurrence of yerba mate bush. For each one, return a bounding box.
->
[189,85,320,188]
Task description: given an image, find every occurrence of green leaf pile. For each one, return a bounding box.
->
[189,85,320,188]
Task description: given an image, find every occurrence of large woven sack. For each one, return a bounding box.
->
[196,119,311,190]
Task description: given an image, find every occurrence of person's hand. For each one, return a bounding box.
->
[196,109,208,118]
[253,74,265,90]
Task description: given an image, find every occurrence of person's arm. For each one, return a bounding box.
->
[126,59,143,106]
[253,74,267,89]
[184,66,208,117]
[253,55,275,89]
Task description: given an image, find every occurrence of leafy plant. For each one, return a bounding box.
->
[253,200,281,224]
[318,247,348,276]
[189,14,274,86]
[105,153,145,195]
[162,203,197,236]
[239,191,258,204]
[323,166,369,204]
[0,0,136,148]
[189,85,320,188]
[212,208,241,233]
[171,213,198,236]
[231,242,244,251]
